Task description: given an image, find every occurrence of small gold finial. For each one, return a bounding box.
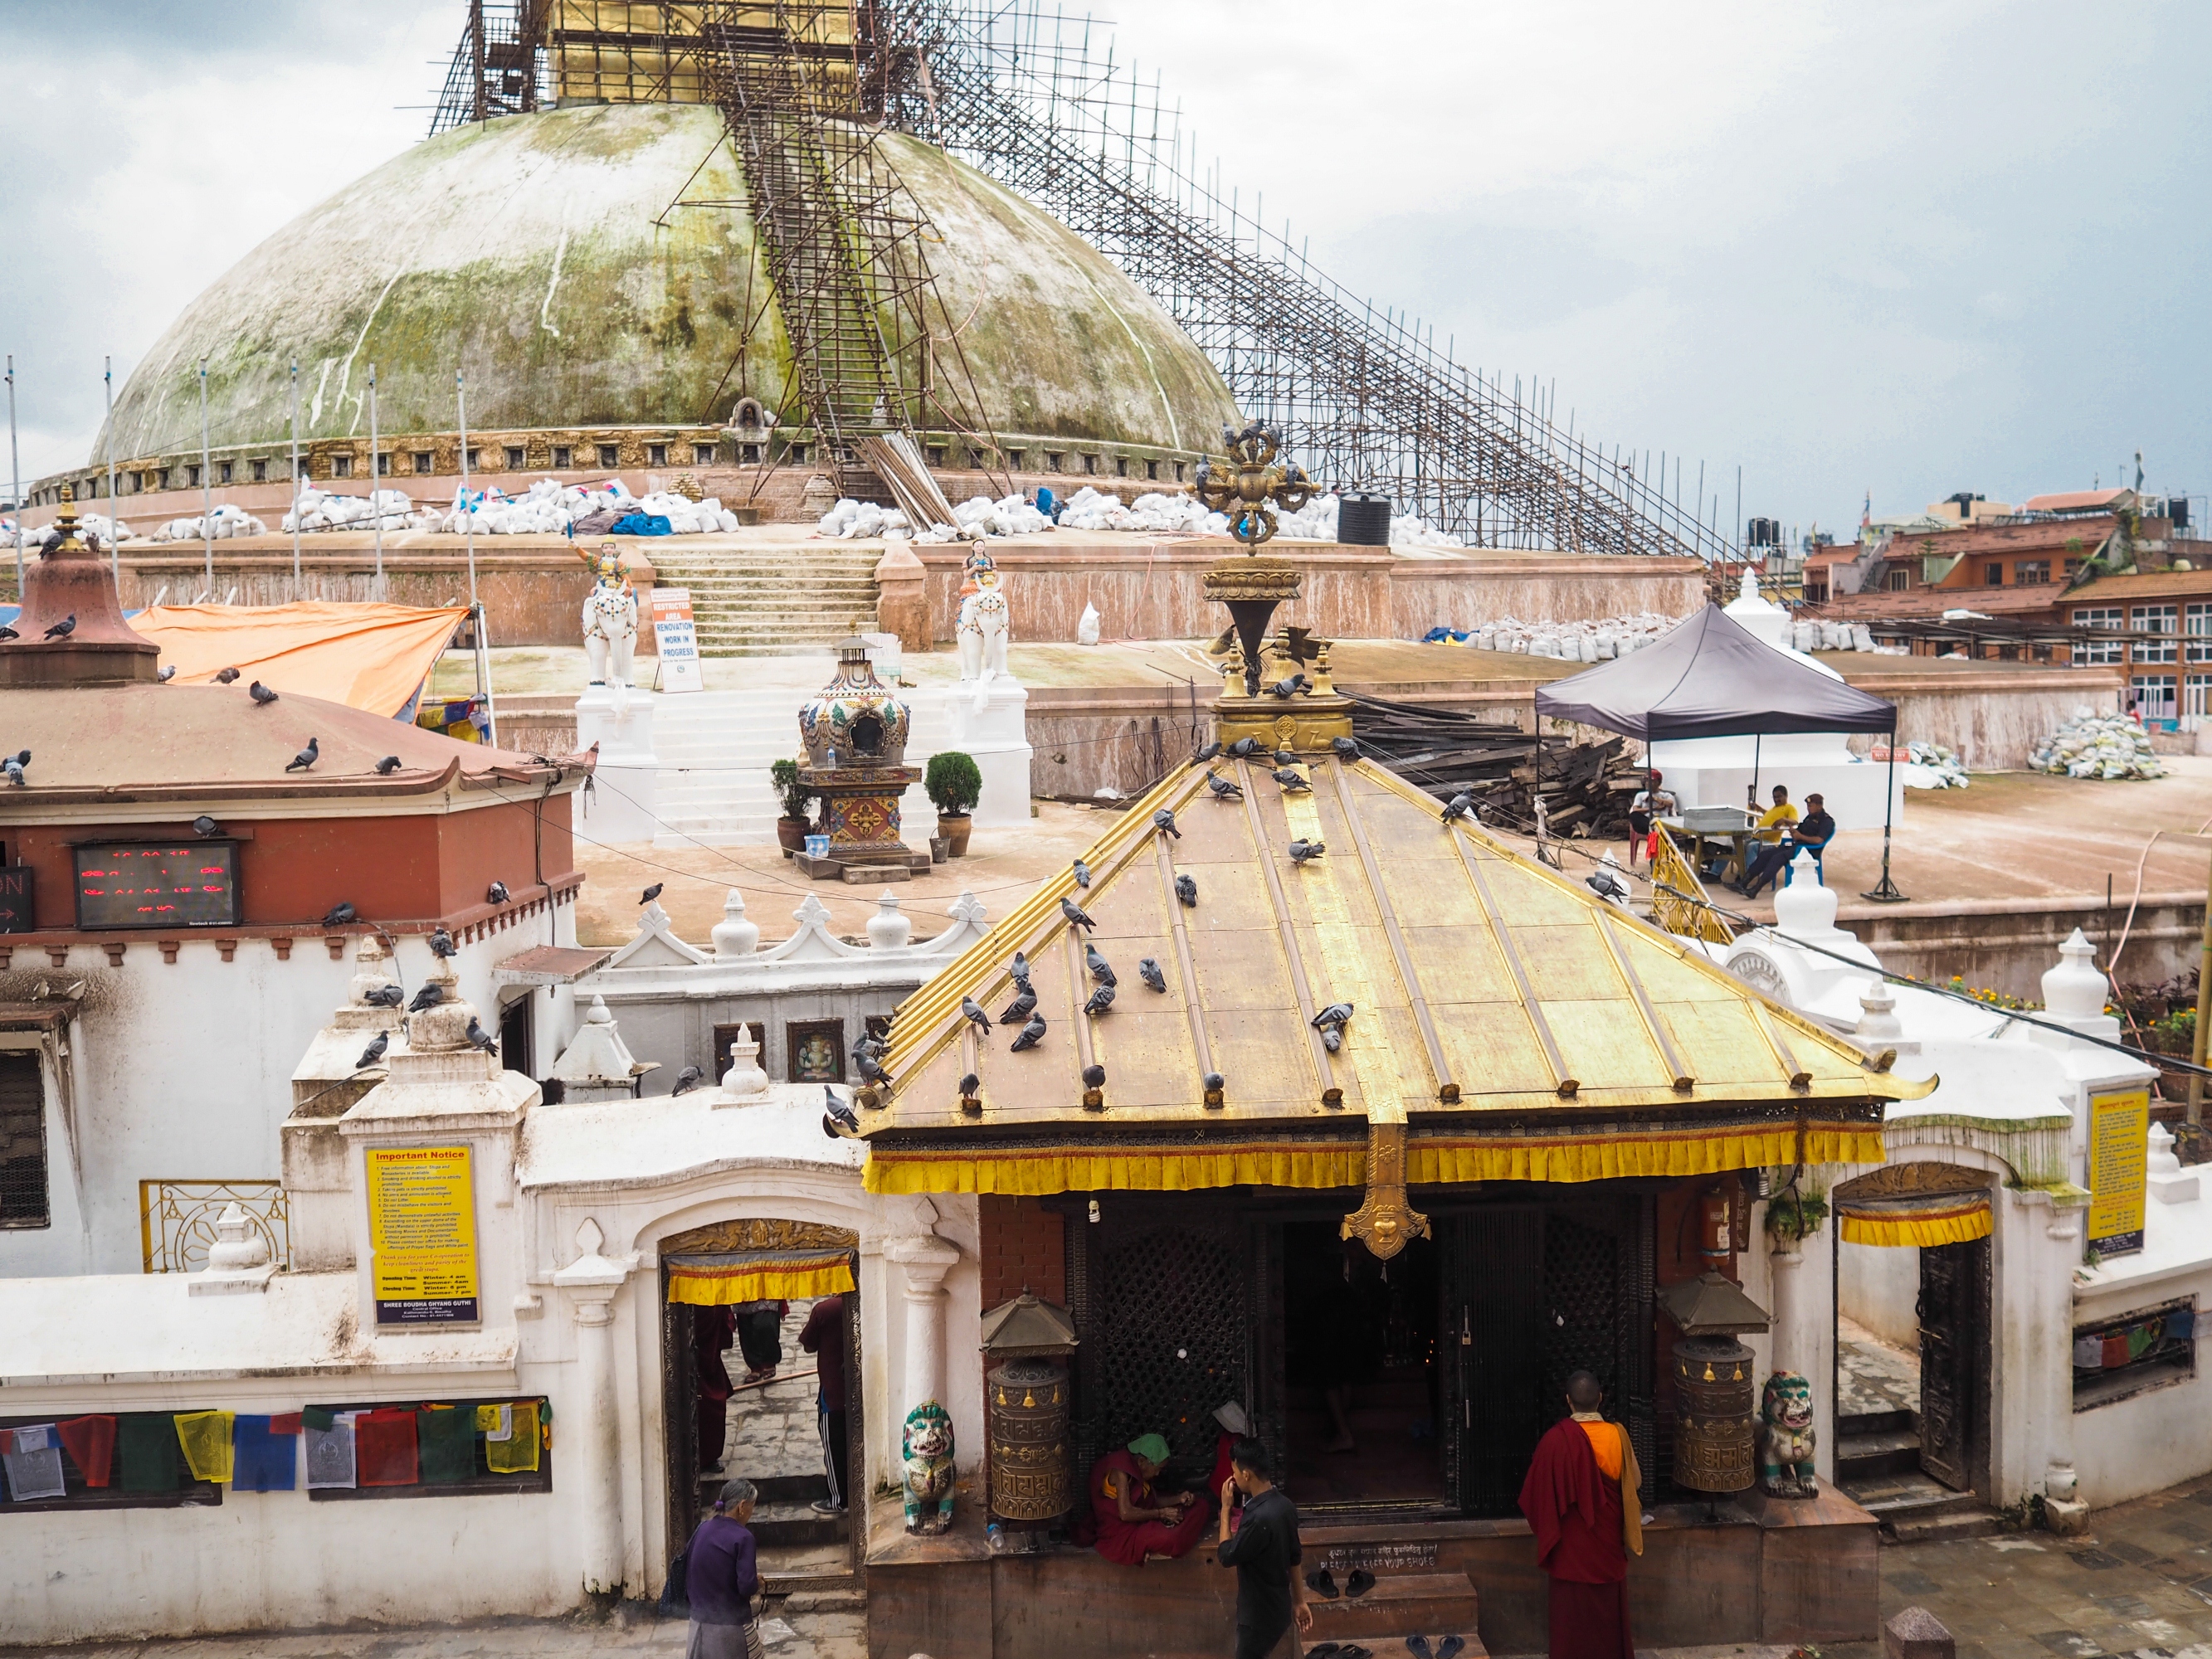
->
[47,485,85,556]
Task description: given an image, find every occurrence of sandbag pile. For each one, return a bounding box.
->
[2030,708,2166,780]
[1791,619,1878,653]
[152,504,269,542]
[1270,493,1464,548]
[282,489,433,535]
[948,493,1054,538]
[1898,741,1970,789]
[0,513,136,548]
[819,499,915,539]
[445,479,743,536]
[1427,613,1682,661]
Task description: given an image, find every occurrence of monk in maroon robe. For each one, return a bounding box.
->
[1518,1370,1644,1659]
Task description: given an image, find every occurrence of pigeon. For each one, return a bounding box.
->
[192,815,220,837]
[1441,792,1474,824]
[156,664,177,682]
[822,1085,860,1137]
[428,926,457,959]
[1202,1071,1225,1092]
[1331,737,1359,758]
[1085,944,1117,985]
[1227,737,1262,758]
[374,755,402,775]
[1274,749,1298,766]
[1072,858,1092,889]
[463,1016,499,1054]
[640,883,664,905]
[1321,1027,1344,1053]
[1060,897,1095,932]
[363,982,405,1009]
[997,985,1039,1024]
[1195,740,1223,762]
[41,614,76,641]
[407,982,446,1014]
[1009,1013,1048,1052]
[354,1031,389,1071]
[285,737,319,772]
[1586,861,1631,905]
[213,667,241,684]
[1205,770,1242,800]
[957,1072,981,1097]
[1175,873,1197,907]
[853,1047,894,1087]
[486,881,510,905]
[0,625,15,641]
[670,1065,705,1097]
[852,1031,888,1060]
[0,758,22,788]
[1138,956,1167,992]
[1272,766,1311,792]
[961,995,994,1036]
[320,901,356,927]
[1083,983,1116,1016]
[1081,1063,1106,1089]
[1312,1002,1354,1029]
[1010,950,1032,985]
[1288,839,1326,865]
[1152,807,1180,839]
[1266,674,1308,699]
[249,680,279,704]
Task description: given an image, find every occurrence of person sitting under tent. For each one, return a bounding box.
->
[1738,791,1834,898]
[1727,784,1797,893]
[1089,1432,1211,1564]
[1627,770,1675,870]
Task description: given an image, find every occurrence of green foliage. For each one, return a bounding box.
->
[1765,1190,1830,1244]
[924,751,982,816]
[1943,975,2034,1011]
[770,757,812,820]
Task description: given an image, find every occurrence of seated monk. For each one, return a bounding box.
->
[1089,1432,1211,1564]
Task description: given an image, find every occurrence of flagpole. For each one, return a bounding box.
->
[457,369,476,609]
[7,356,22,602]
[199,356,213,596]
[368,362,382,595]
[289,360,301,591]
[105,356,119,584]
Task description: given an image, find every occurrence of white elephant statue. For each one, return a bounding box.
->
[579,541,638,689]
[956,542,1010,706]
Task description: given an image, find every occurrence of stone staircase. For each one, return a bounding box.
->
[1836,1406,2003,1544]
[1302,1569,1485,1657]
[647,542,881,657]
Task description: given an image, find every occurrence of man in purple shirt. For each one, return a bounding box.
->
[685,1477,763,1659]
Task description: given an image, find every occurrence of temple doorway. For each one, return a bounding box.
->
[1280,1220,1445,1506]
[659,1220,861,1591]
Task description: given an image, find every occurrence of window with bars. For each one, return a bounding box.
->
[693,444,715,467]
[0,1051,47,1228]
[2017,561,2050,585]
[2074,607,2123,664]
[2133,606,2179,663]
[2133,674,2178,724]
[2187,603,2212,664]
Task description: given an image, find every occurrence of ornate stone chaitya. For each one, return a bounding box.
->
[793,638,929,881]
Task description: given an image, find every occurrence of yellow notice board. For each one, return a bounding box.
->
[366,1146,480,1325]
[2087,1087,2150,1259]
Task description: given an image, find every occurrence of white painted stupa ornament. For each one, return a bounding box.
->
[712,889,760,959]
[2041,928,2108,1019]
[551,995,643,1097]
[349,932,398,1007]
[191,1200,276,1297]
[719,1026,772,1102]
[867,889,913,949]
[1725,567,1791,650]
[1771,853,1842,937]
[2149,1121,2201,1205]
[1854,977,1915,1056]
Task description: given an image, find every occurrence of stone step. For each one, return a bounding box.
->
[1881,1506,2006,1545]
[1836,1426,1924,1481]
[1837,1408,1916,1437]
[746,1500,850,1550]
[1303,1572,1479,1643]
[768,1584,866,1615]
[1298,1633,1488,1659]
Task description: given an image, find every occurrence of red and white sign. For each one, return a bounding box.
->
[650,587,703,693]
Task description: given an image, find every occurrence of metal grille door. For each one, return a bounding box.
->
[0,1052,46,1228]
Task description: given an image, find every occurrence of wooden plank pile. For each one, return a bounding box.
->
[1347,692,1640,839]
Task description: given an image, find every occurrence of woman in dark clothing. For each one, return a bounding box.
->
[695,1306,737,1473]
[685,1477,763,1659]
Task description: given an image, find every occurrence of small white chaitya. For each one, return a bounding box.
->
[947,542,1034,827]
[550,995,655,1102]
[574,540,660,844]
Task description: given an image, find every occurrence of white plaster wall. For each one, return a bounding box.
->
[0,907,574,1280]
[2071,1272,2212,1510]
[1839,1239,1921,1350]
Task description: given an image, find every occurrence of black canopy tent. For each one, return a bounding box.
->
[1533,604,1907,901]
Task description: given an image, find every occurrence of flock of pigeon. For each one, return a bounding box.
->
[348,924,507,1075]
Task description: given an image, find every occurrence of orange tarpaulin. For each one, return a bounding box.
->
[128,603,469,719]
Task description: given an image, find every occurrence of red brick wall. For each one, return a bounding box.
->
[978,1195,1065,1311]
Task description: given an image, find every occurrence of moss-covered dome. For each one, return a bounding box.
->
[97,101,1234,463]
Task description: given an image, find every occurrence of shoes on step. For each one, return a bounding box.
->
[810,1498,845,1515]
[1335,1646,1371,1659]
[1303,1645,1342,1659]
[1405,1639,1433,1659]
[1435,1638,1465,1659]
[1306,1569,1342,1600]
[1346,1569,1376,1598]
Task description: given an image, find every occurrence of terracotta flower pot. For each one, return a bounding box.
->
[938,813,973,858]
[777,815,811,858]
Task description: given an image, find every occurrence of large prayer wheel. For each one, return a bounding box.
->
[987,1356,1072,1521]
[1671,1335,1756,1493]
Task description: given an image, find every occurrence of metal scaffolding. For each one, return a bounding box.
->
[430,0,1738,559]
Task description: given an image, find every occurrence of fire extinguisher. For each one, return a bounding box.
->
[1697,1185,1733,1266]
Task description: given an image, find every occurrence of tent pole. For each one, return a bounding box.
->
[1861,725,1907,902]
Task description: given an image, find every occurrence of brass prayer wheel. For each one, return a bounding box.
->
[987,1356,1072,1520]
[1671,1335,1756,1493]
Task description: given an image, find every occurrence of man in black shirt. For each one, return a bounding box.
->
[1217,1438,1310,1659]
[1739,791,1837,898]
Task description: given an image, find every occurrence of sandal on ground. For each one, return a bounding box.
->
[1305,1569,1342,1600]
[1346,1569,1376,1598]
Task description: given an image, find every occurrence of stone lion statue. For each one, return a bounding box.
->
[901,1399,957,1534]
[1760,1370,1818,1498]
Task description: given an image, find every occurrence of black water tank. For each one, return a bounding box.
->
[2170,496,2191,530]
[1338,492,1391,545]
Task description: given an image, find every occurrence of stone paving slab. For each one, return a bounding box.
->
[0,1610,860,1659]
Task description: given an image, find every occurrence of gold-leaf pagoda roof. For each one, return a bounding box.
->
[861,755,1926,1196]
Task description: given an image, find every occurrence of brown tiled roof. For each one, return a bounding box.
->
[1809,586,2068,620]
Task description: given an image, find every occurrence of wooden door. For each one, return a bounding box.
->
[1917,1236,1990,1491]
[1449,1207,1547,1516]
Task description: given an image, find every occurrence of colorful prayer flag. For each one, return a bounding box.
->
[56,1415,116,1487]
[417,1406,475,1484]
[304,1412,358,1491]
[485,1402,541,1475]
[231,1416,298,1492]
[1,1423,66,1501]
[356,1408,419,1487]
[117,1412,183,1493]
[173,1412,236,1484]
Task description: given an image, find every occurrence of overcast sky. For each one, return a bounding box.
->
[3,0,2205,538]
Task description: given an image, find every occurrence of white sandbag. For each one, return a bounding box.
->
[1076,602,1101,646]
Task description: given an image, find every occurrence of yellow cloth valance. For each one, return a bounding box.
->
[1839,1196,1991,1248]
[864,1120,1887,1198]
[665,1256,855,1306]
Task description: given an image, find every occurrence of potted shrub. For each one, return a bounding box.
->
[771,758,814,858]
[925,751,982,857]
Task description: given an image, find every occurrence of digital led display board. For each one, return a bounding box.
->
[74,843,241,929]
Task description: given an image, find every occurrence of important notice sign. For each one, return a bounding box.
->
[366,1146,480,1325]
[651,586,704,693]
[2088,1087,2151,1259]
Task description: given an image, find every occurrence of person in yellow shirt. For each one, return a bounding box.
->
[1732,785,1796,894]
